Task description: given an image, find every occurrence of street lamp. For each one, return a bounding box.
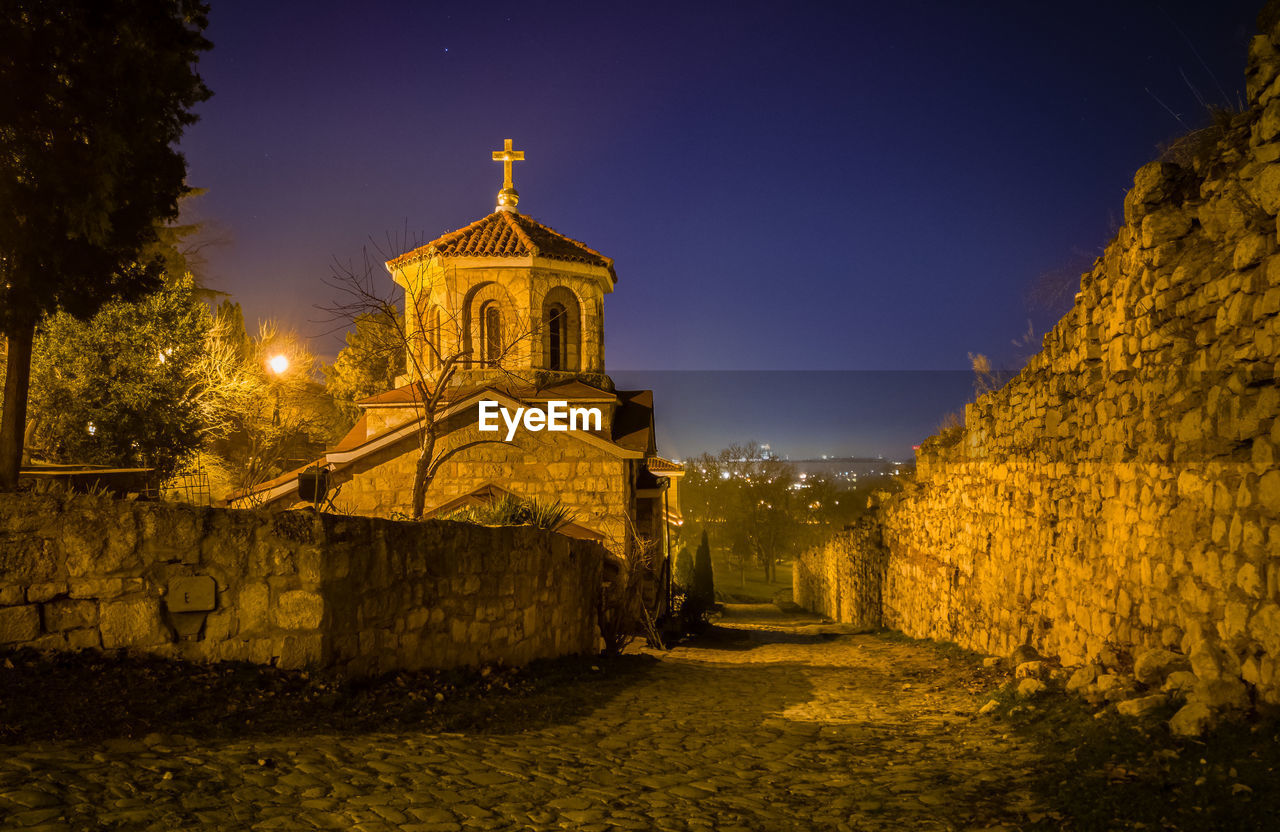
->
[267,353,289,425]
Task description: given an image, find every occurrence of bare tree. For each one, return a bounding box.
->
[320,235,539,519]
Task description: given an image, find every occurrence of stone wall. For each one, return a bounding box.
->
[0,493,603,673]
[798,11,1280,709]
[794,519,887,629]
[332,409,636,555]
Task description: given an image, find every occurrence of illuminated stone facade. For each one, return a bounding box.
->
[799,20,1280,709]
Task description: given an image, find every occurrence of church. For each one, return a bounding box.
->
[235,141,683,567]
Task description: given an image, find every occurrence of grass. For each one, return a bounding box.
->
[708,546,793,603]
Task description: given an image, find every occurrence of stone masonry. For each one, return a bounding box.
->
[0,493,604,674]
[799,8,1280,712]
[332,411,634,554]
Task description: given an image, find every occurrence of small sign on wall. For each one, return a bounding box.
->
[166,576,217,641]
[168,576,216,612]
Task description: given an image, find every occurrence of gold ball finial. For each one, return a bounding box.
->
[496,186,520,211]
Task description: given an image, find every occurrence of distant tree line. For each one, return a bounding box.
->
[678,442,877,591]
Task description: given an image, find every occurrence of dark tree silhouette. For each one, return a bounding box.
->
[691,529,716,614]
[0,0,212,489]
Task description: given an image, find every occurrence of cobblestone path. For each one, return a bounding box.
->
[0,605,1042,831]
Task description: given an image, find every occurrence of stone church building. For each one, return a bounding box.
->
[237,141,683,566]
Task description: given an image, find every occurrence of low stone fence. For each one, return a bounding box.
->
[0,493,603,674]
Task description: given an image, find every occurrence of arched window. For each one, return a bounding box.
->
[481,302,502,367]
[428,307,441,371]
[540,287,581,372]
[547,302,566,371]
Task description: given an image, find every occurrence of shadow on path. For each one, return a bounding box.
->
[0,647,659,745]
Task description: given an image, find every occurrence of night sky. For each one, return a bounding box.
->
[180,1,1265,457]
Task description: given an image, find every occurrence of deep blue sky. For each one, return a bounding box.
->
[182,1,1261,390]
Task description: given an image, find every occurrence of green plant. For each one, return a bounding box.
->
[679,530,717,631]
[442,496,576,532]
[673,546,694,591]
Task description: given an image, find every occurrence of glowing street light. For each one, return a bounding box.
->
[267,353,289,426]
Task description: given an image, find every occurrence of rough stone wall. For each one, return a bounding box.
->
[798,16,1280,706]
[794,519,887,628]
[0,493,603,673]
[320,517,602,675]
[332,415,635,555]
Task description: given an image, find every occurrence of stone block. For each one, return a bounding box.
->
[1116,693,1168,718]
[67,628,101,649]
[1169,702,1214,737]
[1133,648,1191,686]
[1234,234,1270,270]
[238,583,269,632]
[44,599,99,632]
[1065,664,1100,693]
[1189,641,1225,681]
[248,638,277,665]
[28,633,67,652]
[0,585,24,606]
[0,605,41,644]
[68,578,125,600]
[1141,208,1193,248]
[1094,673,1138,702]
[278,634,324,669]
[100,596,168,649]
[273,590,324,630]
[1188,677,1250,711]
[203,608,235,641]
[1015,678,1046,698]
[26,582,67,603]
[1015,660,1047,680]
[60,513,108,577]
[0,534,58,582]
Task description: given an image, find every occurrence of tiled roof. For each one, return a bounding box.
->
[386,210,615,279]
[646,456,684,474]
[355,379,615,408]
[331,415,368,452]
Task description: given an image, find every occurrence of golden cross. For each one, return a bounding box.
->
[491,138,524,190]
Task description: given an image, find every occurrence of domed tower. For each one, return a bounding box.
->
[384,139,615,388]
[233,140,684,575]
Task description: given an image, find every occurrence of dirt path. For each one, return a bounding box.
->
[0,604,1040,831]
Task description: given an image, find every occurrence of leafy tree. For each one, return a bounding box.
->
[0,0,212,489]
[323,310,405,410]
[26,274,211,479]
